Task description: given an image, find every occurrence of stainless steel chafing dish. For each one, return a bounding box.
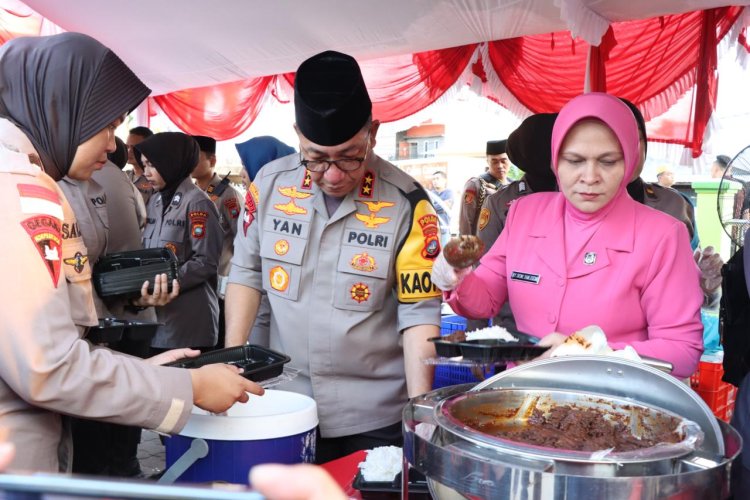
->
[403,356,741,499]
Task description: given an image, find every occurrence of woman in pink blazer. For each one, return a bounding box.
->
[433,93,703,378]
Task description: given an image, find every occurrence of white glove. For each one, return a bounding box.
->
[431,250,472,291]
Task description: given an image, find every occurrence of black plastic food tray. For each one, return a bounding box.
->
[123,320,161,342]
[86,318,126,344]
[428,332,466,358]
[93,248,179,298]
[165,345,291,382]
[352,468,429,499]
[458,339,549,363]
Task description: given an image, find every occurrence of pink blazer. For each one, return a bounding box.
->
[446,192,704,378]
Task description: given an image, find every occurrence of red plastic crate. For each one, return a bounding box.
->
[690,361,737,422]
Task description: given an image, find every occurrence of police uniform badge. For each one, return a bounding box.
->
[418,214,440,260]
[464,189,476,205]
[189,211,208,239]
[584,252,597,265]
[63,251,89,274]
[224,197,240,219]
[350,282,370,303]
[478,207,490,230]
[172,193,182,206]
[269,266,290,292]
[21,215,63,287]
[243,184,259,236]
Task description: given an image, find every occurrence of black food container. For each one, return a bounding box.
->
[165,345,291,382]
[93,248,178,299]
[458,339,549,363]
[86,318,126,344]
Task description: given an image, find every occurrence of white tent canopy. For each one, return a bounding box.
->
[21,0,746,95]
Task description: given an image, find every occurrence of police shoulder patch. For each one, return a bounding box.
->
[478,207,491,230]
[189,211,208,239]
[395,196,441,303]
[243,183,259,236]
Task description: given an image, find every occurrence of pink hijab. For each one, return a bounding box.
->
[549,93,641,264]
[551,92,640,205]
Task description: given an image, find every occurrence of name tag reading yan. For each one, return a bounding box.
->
[511,271,540,284]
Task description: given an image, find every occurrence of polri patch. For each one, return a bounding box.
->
[21,215,62,287]
[417,213,440,260]
[464,189,476,205]
[478,207,490,230]
[510,271,540,284]
[189,211,208,239]
[224,197,240,219]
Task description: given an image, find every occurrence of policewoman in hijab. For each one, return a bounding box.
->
[432,93,704,379]
[475,113,558,330]
[234,135,296,348]
[137,132,223,353]
[0,32,262,472]
[235,135,296,189]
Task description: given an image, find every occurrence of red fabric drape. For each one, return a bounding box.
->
[487,7,741,117]
[691,9,719,158]
[283,45,477,124]
[486,7,742,155]
[0,2,744,152]
[152,76,276,141]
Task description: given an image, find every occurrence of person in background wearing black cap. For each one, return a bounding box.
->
[126,125,155,205]
[475,113,559,330]
[458,139,510,236]
[138,132,224,355]
[191,135,243,349]
[225,50,441,463]
[0,32,262,473]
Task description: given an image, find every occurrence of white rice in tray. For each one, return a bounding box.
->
[466,325,518,342]
[358,445,402,482]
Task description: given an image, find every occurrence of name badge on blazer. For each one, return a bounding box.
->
[511,271,541,284]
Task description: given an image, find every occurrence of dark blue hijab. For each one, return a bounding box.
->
[235,136,295,181]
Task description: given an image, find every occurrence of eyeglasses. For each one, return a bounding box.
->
[299,138,370,173]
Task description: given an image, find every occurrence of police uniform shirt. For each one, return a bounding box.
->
[0,136,192,472]
[127,169,154,206]
[458,173,505,235]
[54,178,100,327]
[229,154,441,438]
[91,162,156,321]
[642,182,697,247]
[477,177,532,253]
[143,177,222,348]
[201,172,243,277]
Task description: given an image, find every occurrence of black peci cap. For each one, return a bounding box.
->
[486,140,507,155]
[294,50,372,146]
[192,135,216,155]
